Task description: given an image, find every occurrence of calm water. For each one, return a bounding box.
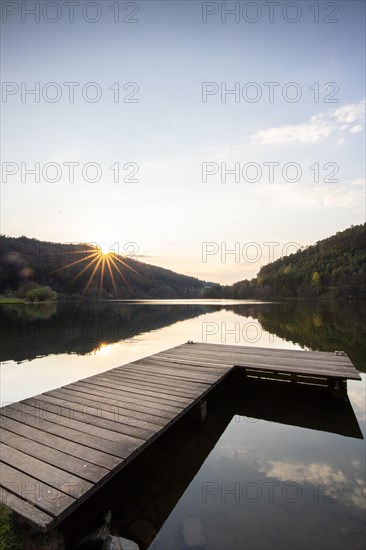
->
[0,299,365,549]
[147,405,366,550]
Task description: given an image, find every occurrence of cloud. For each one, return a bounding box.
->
[258,458,366,510]
[331,100,365,124]
[251,99,365,146]
[252,118,332,146]
[259,459,346,486]
[350,125,363,133]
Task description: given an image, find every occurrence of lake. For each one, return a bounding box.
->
[0,299,365,549]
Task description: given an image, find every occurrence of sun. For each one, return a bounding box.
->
[97,241,112,256]
[47,240,150,299]
[99,244,111,256]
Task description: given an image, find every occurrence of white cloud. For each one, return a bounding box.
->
[258,458,366,510]
[250,99,365,146]
[350,125,363,133]
[259,459,346,486]
[251,119,332,146]
[331,99,365,124]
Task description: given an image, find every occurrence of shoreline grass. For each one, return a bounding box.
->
[0,504,24,550]
[0,297,25,304]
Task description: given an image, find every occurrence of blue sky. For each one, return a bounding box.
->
[1,0,365,283]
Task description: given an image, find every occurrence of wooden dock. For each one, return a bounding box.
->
[0,342,361,532]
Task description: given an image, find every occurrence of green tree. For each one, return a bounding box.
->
[26,285,57,302]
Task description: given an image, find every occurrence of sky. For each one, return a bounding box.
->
[1,0,365,284]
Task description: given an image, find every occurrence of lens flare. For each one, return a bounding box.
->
[47,243,149,299]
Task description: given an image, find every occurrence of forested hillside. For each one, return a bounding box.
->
[1,225,364,300]
[207,224,366,300]
[257,224,365,298]
[0,236,210,299]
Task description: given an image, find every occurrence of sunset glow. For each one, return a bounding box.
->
[48,244,148,298]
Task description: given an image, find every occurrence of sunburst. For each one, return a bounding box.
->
[48,244,149,299]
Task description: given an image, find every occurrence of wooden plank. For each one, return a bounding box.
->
[192,342,351,359]
[235,356,357,373]
[111,366,212,391]
[0,416,118,470]
[0,406,134,459]
[160,351,234,363]
[162,348,354,370]
[133,357,229,375]
[0,429,109,484]
[235,362,361,379]
[130,357,229,377]
[45,388,170,427]
[132,352,232,376]
[164,346,352,366]
[139,356,235,371]
[100,371,205,399]
[0,444,92,499]
[31,393,163,433]
[243,369,327,384]
[165,347,358,377]
[120,360,226,382]
[82,377,192,406]
[0,462,75,518]
[237,360,356,375]
[93,373,201,404]
[61,384,179,419]
[20,397,153,441]
[182,343,354,366]
[68,381,184,413]
[0,487,54,532]
[224,354,353,373]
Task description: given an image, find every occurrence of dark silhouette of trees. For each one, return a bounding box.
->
[0,236,212,299]
[203,223,366,300]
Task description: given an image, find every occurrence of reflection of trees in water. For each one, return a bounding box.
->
[229,301,366,372]
[3,302,57,321]
[0,303,216,363]
[0,300,364,372]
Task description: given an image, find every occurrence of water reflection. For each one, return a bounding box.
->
[1,300,365,372]
[236,377,363,439]
[61,377,365,550]
[0,302,215,363]
[243,300,366,372]
[2,300,364,549]
[146,384,365,550]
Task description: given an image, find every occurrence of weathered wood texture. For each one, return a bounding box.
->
[0,342,360,531]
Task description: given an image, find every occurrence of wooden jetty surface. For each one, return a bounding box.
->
[0,342,361,531]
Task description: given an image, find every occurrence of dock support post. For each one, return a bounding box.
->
[199,400,207,423]
[328,378,348,400]
[188,400,207,425]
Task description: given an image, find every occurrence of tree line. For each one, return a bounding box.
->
[0,224,364,300]
[0,236,211,299]
[204,224,366,300]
